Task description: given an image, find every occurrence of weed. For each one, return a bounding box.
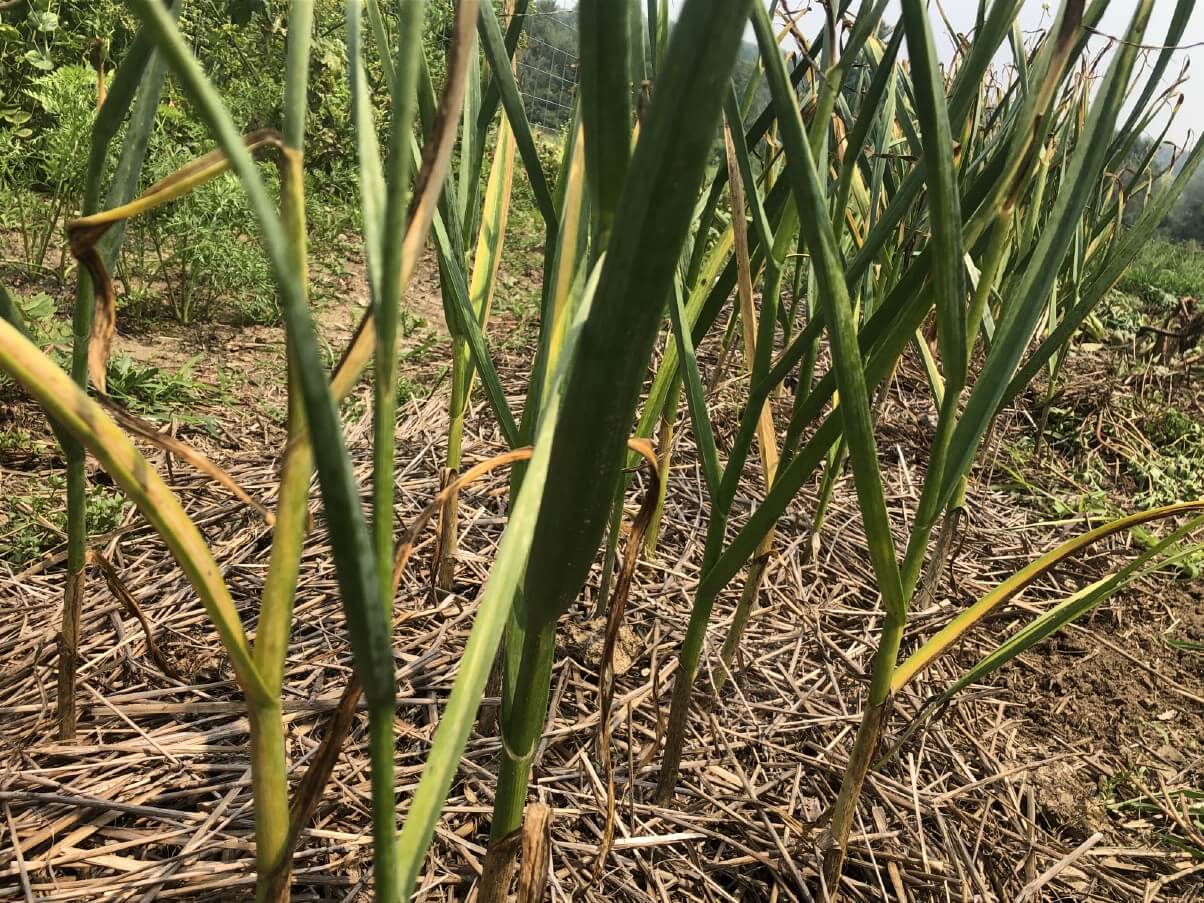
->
[1106,769,1204,859]
[0,474,125,567]
[129,154,277,325]
[2,66,99,271]
[1088,290,1146,340]
[1132,403,1204,508]
[105,353,206,415]
[1116,236,1204,303]
[0,426,32,457]
[1163,632,1204,654]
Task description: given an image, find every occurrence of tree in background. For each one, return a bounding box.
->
[1163,165,1204,242]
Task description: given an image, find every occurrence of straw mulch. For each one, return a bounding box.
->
[1,330,1201,902]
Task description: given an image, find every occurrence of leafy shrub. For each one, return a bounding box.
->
[24,65,97,191]
[0,0,132,137]
[1,65,100,268]
[128,150,277,325]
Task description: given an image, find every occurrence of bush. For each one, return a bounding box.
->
[0,65,99,268]
[128,154,278,325]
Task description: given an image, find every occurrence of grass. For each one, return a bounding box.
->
[1106,771,1204,859]
[1116,235,1204,301]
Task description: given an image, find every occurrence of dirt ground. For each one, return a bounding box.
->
[0,240,1201,900]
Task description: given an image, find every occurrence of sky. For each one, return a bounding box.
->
[657,1,1204,148]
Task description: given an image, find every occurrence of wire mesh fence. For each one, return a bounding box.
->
[502,8,578,132]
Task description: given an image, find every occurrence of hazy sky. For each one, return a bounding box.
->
[658,1,1204,148]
